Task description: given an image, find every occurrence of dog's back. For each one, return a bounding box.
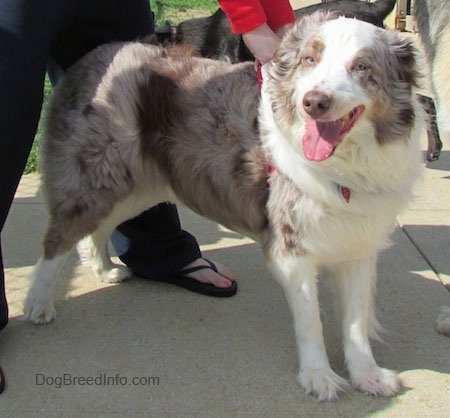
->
[41,42,269,241]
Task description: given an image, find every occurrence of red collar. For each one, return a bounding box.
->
[257,64,263,89]
[266,164,275,187]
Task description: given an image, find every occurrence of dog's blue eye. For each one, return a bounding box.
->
[302,56,315,66]
[353,63,367,72]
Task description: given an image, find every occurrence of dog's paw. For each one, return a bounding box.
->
[298,368,350,401]
[436,306,450,337]
[23,295,56,324]
[351,366,401,397]
[100,265,133,283]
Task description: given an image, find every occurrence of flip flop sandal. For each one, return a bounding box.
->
[153,258,237,298]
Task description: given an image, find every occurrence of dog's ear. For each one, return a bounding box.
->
[372,31,419,142]
[293,11,333,34]
[287,11,328,45]
[270,12,331,79]
[386,33,419,87]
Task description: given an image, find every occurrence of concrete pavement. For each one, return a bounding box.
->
[0,133,449,416]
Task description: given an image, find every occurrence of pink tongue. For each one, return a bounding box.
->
[302,119,342,161]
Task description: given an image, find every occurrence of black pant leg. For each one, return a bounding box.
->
[0,0,60,329]
[49,0,155,70]
[115,204,202,279]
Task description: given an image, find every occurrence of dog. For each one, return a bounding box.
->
[169,1,442,161]
[24,14,424,401]
[415,0,450,337]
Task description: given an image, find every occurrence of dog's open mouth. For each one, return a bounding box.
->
[302,105,365,162]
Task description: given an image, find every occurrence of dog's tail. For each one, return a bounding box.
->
[373,0,397,20]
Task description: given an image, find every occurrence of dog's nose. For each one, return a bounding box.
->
[303,90,331,118]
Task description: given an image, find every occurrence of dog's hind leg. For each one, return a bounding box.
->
[24,253,68,324]
[23,196,118,323]
[269,256,349,401]
[24,190,166,323]
[24,221,82,324]
[335,255,402,397]
[78,234,132,284]
[24,213,131,323]
[78,192,167,283]
[77,216,133,284]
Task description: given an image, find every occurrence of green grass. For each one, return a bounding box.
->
[24,76,52,174]
[24,0,219,174]
[154,0,217,25]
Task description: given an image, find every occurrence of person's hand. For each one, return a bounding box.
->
[242,22,294,69]
[242,23,281,65]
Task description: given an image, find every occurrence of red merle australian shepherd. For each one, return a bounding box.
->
[24,14,424,401]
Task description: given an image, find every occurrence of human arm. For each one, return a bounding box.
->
[218,0,295,64]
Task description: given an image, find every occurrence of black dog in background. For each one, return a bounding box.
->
[153,0,442,161]
[175,0,396,62]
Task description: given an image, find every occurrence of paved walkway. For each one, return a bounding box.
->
[1,134,449,416]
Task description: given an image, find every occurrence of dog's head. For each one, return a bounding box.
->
[263,13,419,162]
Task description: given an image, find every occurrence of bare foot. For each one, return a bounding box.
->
[181,258,234,289]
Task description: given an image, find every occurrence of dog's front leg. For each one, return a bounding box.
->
[335,256,402,397]
[269,256,349,401]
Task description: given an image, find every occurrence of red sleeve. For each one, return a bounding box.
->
[218,0,295,34]
[260,0,295,32]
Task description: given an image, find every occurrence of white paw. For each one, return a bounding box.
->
[351,367,401,397]
[23,293,56,324]
[24,254,66,324]
[436,306,450,337]
[100,265,133,283]
[298,368,350,401]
